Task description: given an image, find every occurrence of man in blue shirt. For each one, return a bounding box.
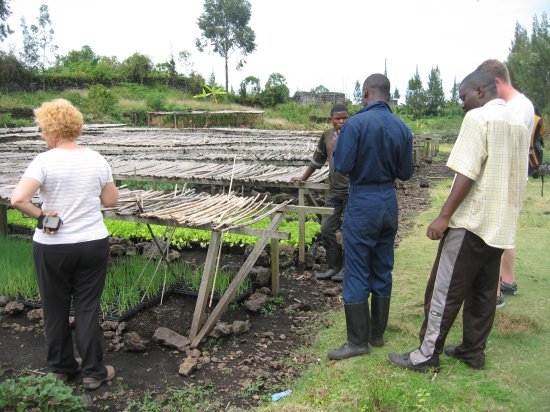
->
[328,73,413,360]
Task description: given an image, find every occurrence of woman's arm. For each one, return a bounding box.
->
[100,182,119,207]
[10,177,43,218]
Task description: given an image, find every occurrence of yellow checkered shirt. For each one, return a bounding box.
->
[447,99,529,249]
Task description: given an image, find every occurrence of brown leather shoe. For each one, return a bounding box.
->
[83,365,115,390]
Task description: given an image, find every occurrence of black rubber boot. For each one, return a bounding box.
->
[331,251,345,282]
[369,296,390,347]
[328,301,370,360]
[315,247,340,280]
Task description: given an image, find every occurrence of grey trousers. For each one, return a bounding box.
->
[33,237,110,380]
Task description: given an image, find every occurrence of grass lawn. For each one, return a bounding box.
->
[257,174,550,411]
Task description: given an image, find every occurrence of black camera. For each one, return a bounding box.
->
[37,215,63,230]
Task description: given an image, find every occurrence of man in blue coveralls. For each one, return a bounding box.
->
[328,73,413,360]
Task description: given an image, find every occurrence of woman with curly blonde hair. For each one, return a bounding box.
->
[11,99,119,390]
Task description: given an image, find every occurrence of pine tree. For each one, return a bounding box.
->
[507,12,549,110]
[425,66,445,116]
[406,67,426,120]
[353,80,362,105]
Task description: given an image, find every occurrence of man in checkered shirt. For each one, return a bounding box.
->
[388,70,529,372]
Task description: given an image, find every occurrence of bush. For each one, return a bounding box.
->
[86,84,117,116]
[0,374,84,411]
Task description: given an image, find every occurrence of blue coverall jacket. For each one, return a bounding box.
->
[333,101,413,303]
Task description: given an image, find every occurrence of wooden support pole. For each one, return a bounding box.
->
[189,230,223,340]
[298,187,305,266]
[0,204,7,238]
[191,212,285,347]
[270,213,281,297]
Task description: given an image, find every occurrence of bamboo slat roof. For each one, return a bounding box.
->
[0,126,330,186]
[0,185,289,231]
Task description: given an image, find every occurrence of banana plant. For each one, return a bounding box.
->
[193,84,227,104]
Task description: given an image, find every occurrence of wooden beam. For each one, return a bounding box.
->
[0,204,7,238]
[270,213,280,297]
[298,188,305,265]
[283,205,334,215]
[189,230,223,339]
[101,211,290,240]
[191,212,285,347]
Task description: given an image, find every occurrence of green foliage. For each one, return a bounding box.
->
[507,12,549,111]
[123,384,222,411]
[425,66,445,116]
[0,373,84,411]
[0,0,14,42]
[311,85,329,94]
[122,53,153,84]
[86,84,117,116]
[353,80,362,105]
[101,255,183,315]
[406,67,426,120]
[0,234,248,314]
[0,51,31,86]
[0,236,39,301]
[259,295,285,315]
[193,84,227,104]
[145,91,168,111]
[271,102,316,124]
[0,112,30,127]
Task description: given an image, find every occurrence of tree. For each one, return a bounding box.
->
[405,67,426,120]
[260,73,289,107]
[507,12,549,111]
[393,88,401,101]
[239,75,261,105]
[121,53,153,84]
[58,45,98,66]
[0,0,13,43]
[425,66,445,116]
[178,50,193,75]
[195,0,256,92]
[449,76,460,105]
[19,4,58,90]
[265,72,286,88]
[353,80,362,104]
[311,85,329,94]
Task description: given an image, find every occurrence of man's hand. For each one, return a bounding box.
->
[290,176,304,182]
[426,216,449,240]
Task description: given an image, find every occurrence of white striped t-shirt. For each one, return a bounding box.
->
[23,147,113,245]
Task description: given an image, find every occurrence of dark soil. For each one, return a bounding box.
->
[0,159,452,411]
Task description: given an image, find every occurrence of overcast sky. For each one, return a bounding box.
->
[2,0,548,101]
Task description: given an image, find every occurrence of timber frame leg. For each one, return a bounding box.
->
[190,212,285,347]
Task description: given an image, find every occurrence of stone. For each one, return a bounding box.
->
[178,356,198,377]
[27,308,43,321]
[231,320,250,336]
[102,320,119,331]
[0,296,10,307]
[248,266,271,288]
[152,327,190,351]
[123,331,149,352]
[4,301,24,315]
[420,179,431,188]
[243,291,269,313]
[116,322,127,336]
[278,244,296,269]
[185,348,201,358]
[209,322,233,339]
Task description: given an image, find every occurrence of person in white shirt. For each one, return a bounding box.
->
[10,99,119,390]
[477,59,535,308]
